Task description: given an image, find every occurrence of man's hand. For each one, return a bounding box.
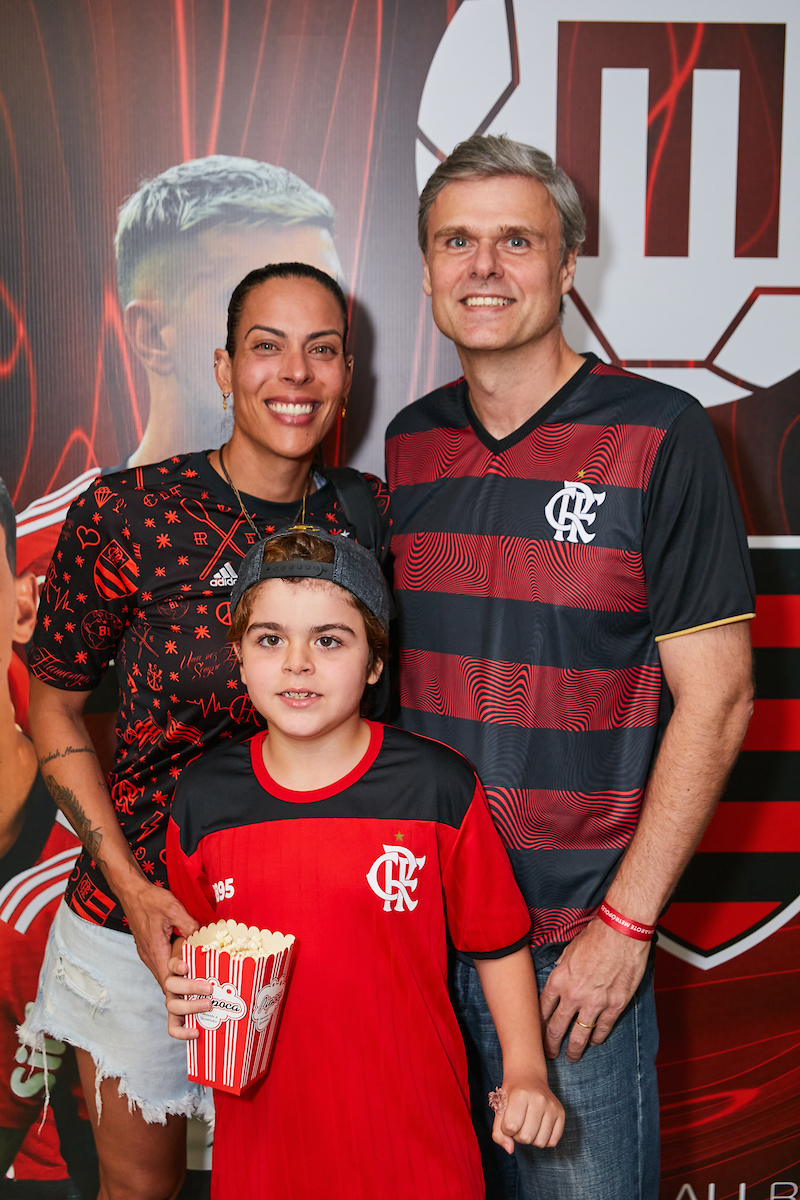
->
[491,1075,565,1155]
[164,948,212,1041]
[121,883,199,989]
[539,919,650,1063]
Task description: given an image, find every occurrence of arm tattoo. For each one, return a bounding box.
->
[43,775,106,867]
[37,745,97,768]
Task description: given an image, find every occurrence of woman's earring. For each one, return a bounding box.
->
[222,392,231,411]
[340,395,349,419]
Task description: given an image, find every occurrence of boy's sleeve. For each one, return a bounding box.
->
[166,815,217,927]
[438,780,531,958]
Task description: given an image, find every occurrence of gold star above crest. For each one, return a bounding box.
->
[577,469,586,479]
[395,831,405,842]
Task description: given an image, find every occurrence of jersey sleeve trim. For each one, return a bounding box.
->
[654,612,755,643]
[461,930,531,960]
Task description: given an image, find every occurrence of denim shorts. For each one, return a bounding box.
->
[453,942,660,1200]
[20,901,211,1125]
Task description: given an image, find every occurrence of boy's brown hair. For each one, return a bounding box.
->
[227,531,389,682]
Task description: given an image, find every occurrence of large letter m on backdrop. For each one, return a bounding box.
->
[556,23,785,258]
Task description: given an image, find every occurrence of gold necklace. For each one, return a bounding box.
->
[217,443,314,536]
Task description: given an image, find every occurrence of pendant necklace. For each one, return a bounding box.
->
[217,442,314,537]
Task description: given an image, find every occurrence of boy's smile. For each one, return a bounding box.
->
[235,578,381,745]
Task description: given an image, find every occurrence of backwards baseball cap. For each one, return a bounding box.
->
[230,526,392,631]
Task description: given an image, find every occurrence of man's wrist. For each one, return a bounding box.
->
[596,901,656,942]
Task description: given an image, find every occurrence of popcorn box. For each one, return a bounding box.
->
[183,920,295,1095]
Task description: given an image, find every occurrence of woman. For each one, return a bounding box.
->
[24,263,389,1200]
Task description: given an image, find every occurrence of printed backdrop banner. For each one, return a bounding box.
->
[0,2,797,1198]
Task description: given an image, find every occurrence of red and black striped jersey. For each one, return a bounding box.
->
[167,722,530,1200]
[386,354,755,947]
[29,452,390,933]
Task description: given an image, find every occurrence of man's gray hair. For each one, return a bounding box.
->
[418,135,586,262]
[115,155,336,306]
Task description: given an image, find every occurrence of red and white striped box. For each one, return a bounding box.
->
[183,921,295,1096]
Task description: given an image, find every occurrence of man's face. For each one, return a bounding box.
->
[142,222,342,448]
[422,175,577,356]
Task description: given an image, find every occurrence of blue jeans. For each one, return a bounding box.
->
[452,944,660,1200]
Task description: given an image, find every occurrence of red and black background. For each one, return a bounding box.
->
[0,3,796,1198]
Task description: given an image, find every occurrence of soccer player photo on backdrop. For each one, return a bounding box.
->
[164,526,564,1200]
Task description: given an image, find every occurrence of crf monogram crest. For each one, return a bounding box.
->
[545,481,606,543]
[366,844,426,912]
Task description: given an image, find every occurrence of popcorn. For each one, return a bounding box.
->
[183,919,295,1095]
[187,919,294,959]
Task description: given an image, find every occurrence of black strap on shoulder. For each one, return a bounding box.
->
[322,467,384,559]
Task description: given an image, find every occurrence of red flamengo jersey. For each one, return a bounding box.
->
[167,723,531,1200]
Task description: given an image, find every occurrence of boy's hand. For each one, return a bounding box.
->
[164,949,213,1041]
[491,1077,565,1155]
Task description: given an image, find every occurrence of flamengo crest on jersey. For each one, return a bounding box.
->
[366,845,426,912]
[545,481,606,543]
[210,561,238,588]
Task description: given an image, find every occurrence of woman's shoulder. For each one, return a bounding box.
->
[98,452,205,495]
[361,472,389,504]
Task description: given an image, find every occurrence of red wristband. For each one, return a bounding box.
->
[597,901,656,941]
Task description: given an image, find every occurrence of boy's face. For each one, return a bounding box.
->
[235,578,381,741]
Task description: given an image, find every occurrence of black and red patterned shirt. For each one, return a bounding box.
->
[29,452,390,933]
[386,355,755,947]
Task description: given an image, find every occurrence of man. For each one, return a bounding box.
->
[0,477,97,1196]
[385,135,755,1199]
[16,154,341,581]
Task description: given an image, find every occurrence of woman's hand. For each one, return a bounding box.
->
[121,881,199,990]
[164,945,213,1041]
[491,1074,565,1154]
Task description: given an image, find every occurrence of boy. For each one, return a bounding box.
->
[165,527,563,1199]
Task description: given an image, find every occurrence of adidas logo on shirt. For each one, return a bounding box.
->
[209,561,239,588]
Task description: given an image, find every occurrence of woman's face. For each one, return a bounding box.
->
[215,275,352,463]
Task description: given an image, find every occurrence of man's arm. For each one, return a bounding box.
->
[28,677,198,986]
[540,619,754,1062]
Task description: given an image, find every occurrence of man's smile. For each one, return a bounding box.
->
[462,296,514,307]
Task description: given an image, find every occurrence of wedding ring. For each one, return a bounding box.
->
[575,1019,596,1030]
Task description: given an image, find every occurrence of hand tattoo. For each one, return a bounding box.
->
[37,745,97,768]
[43,775,106,867]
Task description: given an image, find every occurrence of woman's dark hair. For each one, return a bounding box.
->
[225,262,349,356]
